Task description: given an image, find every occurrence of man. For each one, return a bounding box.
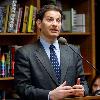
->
[90,75,100,96]
[14,5,89,100]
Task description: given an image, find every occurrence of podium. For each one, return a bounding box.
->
[64,96,100,100]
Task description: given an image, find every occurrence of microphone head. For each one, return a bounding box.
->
[58,37,67,45]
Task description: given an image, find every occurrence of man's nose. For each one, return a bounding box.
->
[52,20,58,25]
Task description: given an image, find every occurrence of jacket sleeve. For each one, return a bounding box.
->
[14,47,50,100]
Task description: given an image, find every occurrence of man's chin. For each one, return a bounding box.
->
[51,33,59,37]
[51,35,59,39]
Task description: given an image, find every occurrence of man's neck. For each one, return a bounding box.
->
[40,35,57,44]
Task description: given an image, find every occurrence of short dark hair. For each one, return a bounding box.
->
[89,75,100,95]
[36,4,63,21]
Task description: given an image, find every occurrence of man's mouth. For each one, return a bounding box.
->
[50,29,59,33]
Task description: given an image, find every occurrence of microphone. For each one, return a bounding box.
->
[58,37,100,73]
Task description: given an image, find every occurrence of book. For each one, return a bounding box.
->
[5,51,11,77]
[10,45,21,77]
[27,5,37,33]
[15,7,23,33]
[4,5,10,33]
[61,8,77,32]
[7,0,18,32]
[71,8,77,32]
[1,54,6,77]
[0,47,1,77]
[0,6,4,32]
[62,10,72,32]
[22,5,29,32]
[0,6,7,32]
[75,14,85,32]
[27,5,34,32]
[10,46,15,77]
[31,6,37,33]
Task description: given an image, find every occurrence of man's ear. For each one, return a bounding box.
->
[36,19,42,29]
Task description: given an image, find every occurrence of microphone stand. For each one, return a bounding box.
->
[67,44,98,72]
[58,37,100,74]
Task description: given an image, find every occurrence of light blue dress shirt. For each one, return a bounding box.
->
[40,36,60,66]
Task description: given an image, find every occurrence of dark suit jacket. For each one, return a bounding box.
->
[14,40,89,100]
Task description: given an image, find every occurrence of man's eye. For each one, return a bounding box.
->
[47,18,53,22]
[46,18,61,23]
[57,19,61,22]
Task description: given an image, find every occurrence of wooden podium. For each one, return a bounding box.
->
[64,96,100,100]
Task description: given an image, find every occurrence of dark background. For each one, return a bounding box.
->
[95,0,100,75]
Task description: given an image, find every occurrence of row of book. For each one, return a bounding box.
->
[0,45,21,78]
[62,8,86,32]
[0,0,37,33]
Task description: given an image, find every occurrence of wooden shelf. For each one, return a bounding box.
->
[0,33,37,35]
[0,32,90,36]
[60,32,90,36]
[0,77,14,81]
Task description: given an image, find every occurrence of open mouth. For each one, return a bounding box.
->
[50,29,59,33]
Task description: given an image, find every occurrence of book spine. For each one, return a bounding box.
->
[27,5,34,32]
[71,8,77,32]
[4,5,10,33]
[62,10,71,32]
[73,14,86,32]
[7,0,17,32]
[10,46,15,77]
[0,7,5,32]
[5,51,11,77]
[1,54,5,77]
[22,5,29,32]
[31,7,37,32]
[16,7,23,33]
[0,53,2,77]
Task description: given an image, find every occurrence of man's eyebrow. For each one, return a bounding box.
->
[45,16,61,18]
[45,16,53,18]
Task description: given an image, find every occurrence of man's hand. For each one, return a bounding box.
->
[72,78,85,97]
[49,78,85,100]
[49,81,74,100]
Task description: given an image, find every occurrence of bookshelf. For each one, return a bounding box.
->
[0,0,96,99]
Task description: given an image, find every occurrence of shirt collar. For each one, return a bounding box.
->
[40,36,59,50]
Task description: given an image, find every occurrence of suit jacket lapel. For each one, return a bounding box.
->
[60,45,70,83]
[33,41,59,85]
[33,41,71,85]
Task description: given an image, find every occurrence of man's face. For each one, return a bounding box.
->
[37,10,61,41]
[92,78,100,93]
